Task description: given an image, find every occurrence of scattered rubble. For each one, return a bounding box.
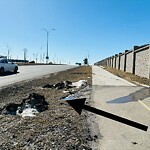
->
[42,80,87,90]
[42,80,72,89]
[0,66,93,149]
[132,142,138,145]
[72,80,87,88]
[62,85,91,101]
[55,81,72,89]
[1,93,48,117]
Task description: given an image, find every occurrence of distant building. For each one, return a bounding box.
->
[8,59,29,63]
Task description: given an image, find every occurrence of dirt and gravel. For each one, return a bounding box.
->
[0,66,98,150]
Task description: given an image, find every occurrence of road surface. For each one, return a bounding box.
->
[0,65,76,88]
[92,66,150,150]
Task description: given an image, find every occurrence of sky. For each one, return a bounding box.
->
[0,0,150,64]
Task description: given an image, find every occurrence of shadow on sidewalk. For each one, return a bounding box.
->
[107,87,150,104]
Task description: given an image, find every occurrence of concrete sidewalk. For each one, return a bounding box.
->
[92,66,150,150]
[92,66,135,86]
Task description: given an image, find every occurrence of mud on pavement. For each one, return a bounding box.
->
[0,66,99,149]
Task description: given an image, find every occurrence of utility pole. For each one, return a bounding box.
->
[42,53,44,63]
[23,48,27,61]
[40,45,45,63]
[86,50,90,65]
[40,54,42,63]
[7,45,11,59]
[36,53,38,63]
[33,54,35,62]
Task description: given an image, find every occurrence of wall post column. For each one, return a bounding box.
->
[132,46,138,74]
[124,50,129,72]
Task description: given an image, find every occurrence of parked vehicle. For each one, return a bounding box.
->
[0,58,18,74]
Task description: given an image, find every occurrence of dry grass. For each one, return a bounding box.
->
[0,66,93,150]
[105,67,150,86]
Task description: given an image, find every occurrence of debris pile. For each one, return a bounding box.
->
[43,80,72,89]
[0,66,93,149]
[62,86,91,101]
[72,80,87,88]
[43,80,87,89]
[1,93,48,117]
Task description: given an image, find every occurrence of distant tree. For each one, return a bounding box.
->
[75,63,81,66]
[29,61,35,63]
[49,62,53,64]
[83,58,88,65]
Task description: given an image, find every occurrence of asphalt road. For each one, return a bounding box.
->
[0,65,76,88]
[92,66,150,150]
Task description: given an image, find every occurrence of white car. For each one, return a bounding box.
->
[0,58,18,74]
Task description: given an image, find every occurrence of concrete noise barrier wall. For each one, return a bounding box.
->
[94,44,150,79]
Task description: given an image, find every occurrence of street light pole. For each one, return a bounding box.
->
[42,28,55,64]
[46,30,49,64]
[42,28,49,64]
